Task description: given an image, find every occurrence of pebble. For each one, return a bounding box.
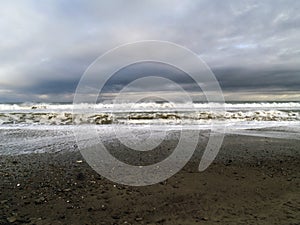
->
[225,159,233,166]
[101,204,107,211]
[112,215,120,219]
[1,200,8,204]
[7,216,17,223]
[35,197,45,204]
[159,181,167,185]
[201,217,209,221]
[135,217,143,221]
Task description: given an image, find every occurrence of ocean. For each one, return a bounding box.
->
[0,101,300,155]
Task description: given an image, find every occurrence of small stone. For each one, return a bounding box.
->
[35,197,45,204]
[135,217,143,221]
[112,215,120,219]
[7,217,17,223]
[225,159,232,166]
[159,181,167,185]
[30,217,42,223]
[101,204,107,211]
[1,200,8,204]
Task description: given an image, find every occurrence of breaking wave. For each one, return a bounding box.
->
[0,102,299,125]
[1,102,300,112]
[0,110,299,125]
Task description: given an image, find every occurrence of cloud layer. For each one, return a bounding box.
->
[0,0,299,102]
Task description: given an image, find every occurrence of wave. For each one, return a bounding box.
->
[0,102,300,112]
[0,110,299,125]
[0,102,299,125]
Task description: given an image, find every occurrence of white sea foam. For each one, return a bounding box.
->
[0,121,299,155]
[1,102,300,112]
[0,102,299,125]
[0,102,299,155]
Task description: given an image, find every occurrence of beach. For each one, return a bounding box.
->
[2,0,300,224]
[1,134,299,225]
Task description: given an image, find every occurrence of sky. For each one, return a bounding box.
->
[0,0,299,102]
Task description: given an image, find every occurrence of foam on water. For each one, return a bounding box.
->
[1,102,300,111]
[0,102,300,155]
[0,102,299,125]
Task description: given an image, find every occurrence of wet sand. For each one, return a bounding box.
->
[0,135,299,225]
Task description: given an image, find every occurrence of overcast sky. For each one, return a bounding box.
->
[0,0,299,102]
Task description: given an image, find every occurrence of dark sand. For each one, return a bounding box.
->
[0,135,299,225]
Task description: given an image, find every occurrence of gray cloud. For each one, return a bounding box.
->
[0,0,299,102]
[214,67,300,91]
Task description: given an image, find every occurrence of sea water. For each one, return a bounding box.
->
[0,102,299,155]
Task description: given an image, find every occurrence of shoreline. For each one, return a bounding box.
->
[0,134,299,224]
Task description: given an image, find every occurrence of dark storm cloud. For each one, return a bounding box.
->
[0,0,299,102]
[102,62,200,93]
[21,79,79,95]
[213,67,300,92]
